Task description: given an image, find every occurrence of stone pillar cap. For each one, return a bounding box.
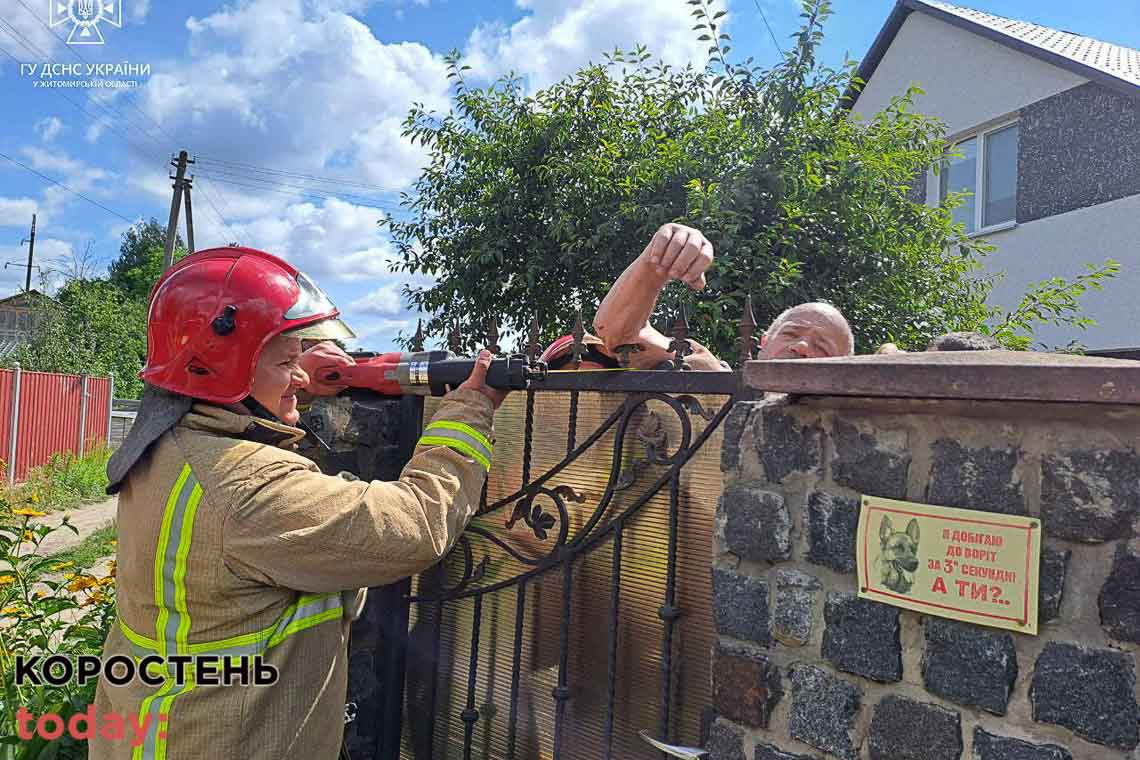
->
[744,351,1140,405]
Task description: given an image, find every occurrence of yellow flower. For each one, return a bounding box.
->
[1,605,20,615]
[97,577,115,587]
[0,575,15,586]
[33,590,46,599]
[66,576,98,593]
[10,508,45,518]
[110,540,118,546]
[82,590,107,606]
[29,492,38,503]
[21,531,34,541]
[52,562,75,571]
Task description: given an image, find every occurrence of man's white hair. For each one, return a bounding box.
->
[765,302,854,356]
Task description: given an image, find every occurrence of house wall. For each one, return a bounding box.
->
[851,11,1140,351]
[710,391,1140,760]
[850,11,1087,134]
[981,193,1140,351]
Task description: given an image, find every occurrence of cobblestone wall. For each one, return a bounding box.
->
[712,394,1140,760]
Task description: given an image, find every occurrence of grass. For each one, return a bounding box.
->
[1,445,111,514]
[45,523,117,571]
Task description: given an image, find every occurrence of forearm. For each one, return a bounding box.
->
[594,249,671,349]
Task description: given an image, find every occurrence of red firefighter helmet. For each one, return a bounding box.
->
[141,246,354,403]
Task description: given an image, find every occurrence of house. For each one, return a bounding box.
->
[848,0,1140,353]
[0,290,49,358]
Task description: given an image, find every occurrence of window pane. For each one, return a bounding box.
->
[984,124,1018,227]
[940,137,977,233]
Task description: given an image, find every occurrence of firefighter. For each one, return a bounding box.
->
[91,246,504,759]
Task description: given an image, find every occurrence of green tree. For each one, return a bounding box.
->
[387,0,1111,356]
[10,279,148,398]
[108,218,186,302]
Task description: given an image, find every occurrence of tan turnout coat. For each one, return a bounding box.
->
[90,388,494,760]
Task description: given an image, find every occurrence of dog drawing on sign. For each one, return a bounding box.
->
[878,515,920,594]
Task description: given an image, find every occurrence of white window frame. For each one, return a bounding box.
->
[941,118,1019,237]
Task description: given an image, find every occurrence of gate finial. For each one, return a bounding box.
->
[571,308,586,369]
[412,319,425,352]
[449,318,462,354]
[738,293,759,365]
[486,317,501,355]
[526,317,542,362]
[667,304,693,370]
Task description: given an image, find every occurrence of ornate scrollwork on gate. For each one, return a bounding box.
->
[411,390,734,601]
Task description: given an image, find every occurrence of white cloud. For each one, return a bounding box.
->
[132,0,152,22]
[134,0,449,196]
[35,116,64,142]
[464,0,716,89]
[0,197,39,227]
[349,283,403,315]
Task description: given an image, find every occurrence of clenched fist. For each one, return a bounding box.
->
[642,223,714,290]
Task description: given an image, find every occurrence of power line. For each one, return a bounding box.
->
[0,149,137,223]
[195,177,240,243]
[195,156,399,195]
[196,170,404,211]
[754,0,785,56]
[10,0,181,148]
[0,18,170,157]
[197,166,403,209]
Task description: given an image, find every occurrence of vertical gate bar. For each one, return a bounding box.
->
[566,390,579,454]
[552,557,573,759]
[422,598,444,760]
[506,581,527,760]
[603,525,624,760]
[461,594,484,760]
[376,394,424,760]
[657,468,683,745]
[521,390,535,488]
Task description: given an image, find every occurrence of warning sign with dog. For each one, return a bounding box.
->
[855,495,1041,635]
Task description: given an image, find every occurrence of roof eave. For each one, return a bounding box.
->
[844,0,1140,112]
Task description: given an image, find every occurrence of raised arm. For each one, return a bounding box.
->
[593,223,722,370]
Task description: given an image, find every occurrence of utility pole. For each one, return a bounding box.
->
[183,181,195,253]
[22,214,35,291]
[163,150,195,269]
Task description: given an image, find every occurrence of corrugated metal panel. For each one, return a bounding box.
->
[406,391,725,759]
[17,371,84,481]
[84,377,112,450]
[0,370,14,480]
[0,369,113,481]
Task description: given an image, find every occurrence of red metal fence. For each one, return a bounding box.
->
[0,366,112,483]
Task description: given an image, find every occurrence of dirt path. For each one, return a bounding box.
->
[28,496,118,557]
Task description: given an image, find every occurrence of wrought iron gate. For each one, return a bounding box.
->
[365,366,747,760]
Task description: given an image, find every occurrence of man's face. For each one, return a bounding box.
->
[251,335,309,425]
[759,306,851,359]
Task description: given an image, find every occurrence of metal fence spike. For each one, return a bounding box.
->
[486,317,501,355]
[527,318,542,362]
[412,319,425,352]
[571,308,586,369]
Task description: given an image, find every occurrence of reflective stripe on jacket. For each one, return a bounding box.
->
[90,388,494,760]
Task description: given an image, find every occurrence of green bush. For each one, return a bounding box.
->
[1,449,110,515]
[0,512,116,759]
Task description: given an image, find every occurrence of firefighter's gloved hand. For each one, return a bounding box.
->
[299,341,356,396]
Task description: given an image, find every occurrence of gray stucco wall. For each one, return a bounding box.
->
[1017,82,1140,224]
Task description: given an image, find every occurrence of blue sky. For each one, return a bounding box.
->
[1,0,1138,351]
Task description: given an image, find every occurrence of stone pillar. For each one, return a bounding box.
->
[709,352,1140,760]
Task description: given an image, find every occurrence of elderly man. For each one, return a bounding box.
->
[552,223,852,369]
